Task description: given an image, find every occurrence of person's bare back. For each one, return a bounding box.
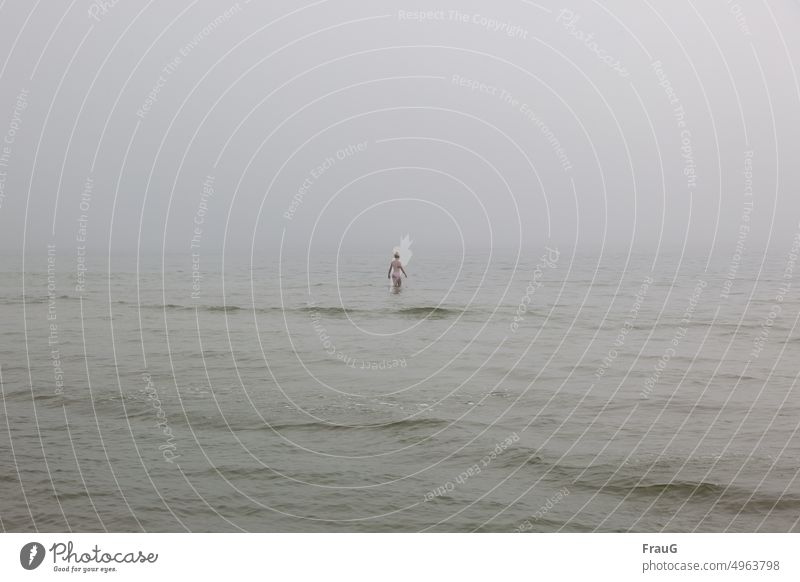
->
[387,253,408,288]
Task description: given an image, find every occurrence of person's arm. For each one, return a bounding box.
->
[401,265,408,277]
[388,263,392,278]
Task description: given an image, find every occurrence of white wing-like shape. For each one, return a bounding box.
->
[399,234,413,266]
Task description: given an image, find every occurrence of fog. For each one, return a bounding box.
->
[0,0,799,260]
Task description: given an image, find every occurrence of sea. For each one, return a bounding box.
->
[1,248,799,532]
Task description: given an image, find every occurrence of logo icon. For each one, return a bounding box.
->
[20,542,45,570]
[393,234,413,266]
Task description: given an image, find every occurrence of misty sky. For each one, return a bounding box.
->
[0,0,799,260]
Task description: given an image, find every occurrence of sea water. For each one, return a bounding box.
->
[1,249,798,532]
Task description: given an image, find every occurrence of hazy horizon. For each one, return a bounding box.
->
[0,1,798,260]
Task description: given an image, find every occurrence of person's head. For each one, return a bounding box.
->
[394,252,400,259]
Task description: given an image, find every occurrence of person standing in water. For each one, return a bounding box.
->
[388,252,408,288]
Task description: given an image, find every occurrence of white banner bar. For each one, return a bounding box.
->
[1,533,797,581]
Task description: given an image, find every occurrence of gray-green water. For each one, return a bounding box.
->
[1,250,799,531]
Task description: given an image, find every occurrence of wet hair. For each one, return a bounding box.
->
[394,252,400,258]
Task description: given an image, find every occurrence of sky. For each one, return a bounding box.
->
[0,0,799,262]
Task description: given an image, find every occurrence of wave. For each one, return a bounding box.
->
[493,448,546,468]
[602,479,724,498]
[193,466,285,480]
[711,372,762,381]
[205,305,244,312]
[396,306,463,318]
[1,294,76,305]
[599,479,800,513]
[299,305,464,318]
[532,460,728,502]
[108,302,466,318]
[116,302,251,313]
[259,417,452,432]
[297,306,350,316]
